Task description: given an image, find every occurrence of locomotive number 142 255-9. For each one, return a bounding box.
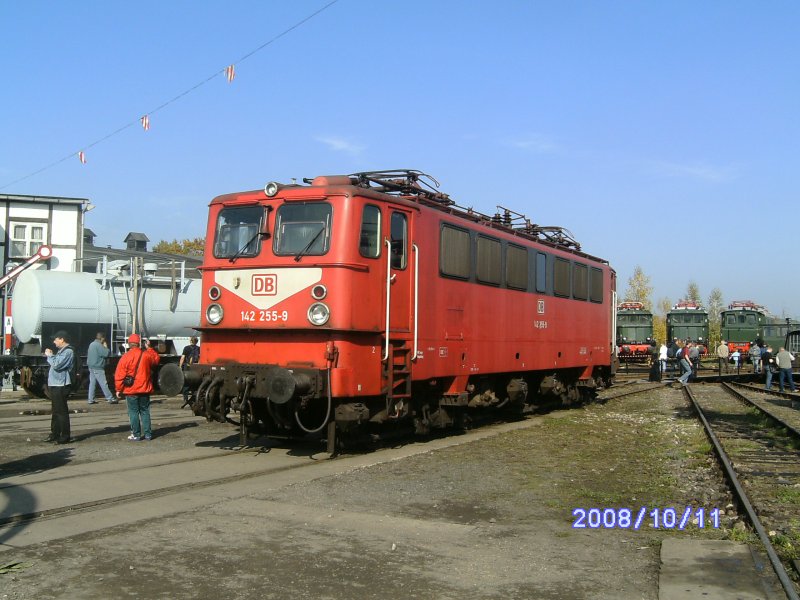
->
[241,310,289,322]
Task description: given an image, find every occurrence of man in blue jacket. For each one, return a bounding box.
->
[44,330,75,444]
[87,332,115,404]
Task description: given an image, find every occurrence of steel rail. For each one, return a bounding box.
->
[597,382,666,403]
[721,382,800,440]
[684,384,800,600]
[0,452,318,529]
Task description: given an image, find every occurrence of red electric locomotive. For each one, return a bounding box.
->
[185,170,617,448]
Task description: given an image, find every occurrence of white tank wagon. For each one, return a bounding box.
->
[6,263,201,398]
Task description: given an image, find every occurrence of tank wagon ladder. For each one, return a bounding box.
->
[110,280,133,348]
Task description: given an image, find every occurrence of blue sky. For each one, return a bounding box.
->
[2,1,798,317]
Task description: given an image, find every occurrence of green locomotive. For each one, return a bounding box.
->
[666,301,709,353]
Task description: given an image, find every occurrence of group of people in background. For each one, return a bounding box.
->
[648,338,700,385]
[43,330,179,445]
[715,340,797,392]
[647,338,797,393]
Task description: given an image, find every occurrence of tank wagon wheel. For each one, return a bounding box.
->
[20,367,48,399]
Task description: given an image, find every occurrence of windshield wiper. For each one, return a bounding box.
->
[294,226,325,262]
[229,231,266,263]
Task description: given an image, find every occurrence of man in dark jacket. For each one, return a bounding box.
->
[44,330,75,444]
[762,346,775,390]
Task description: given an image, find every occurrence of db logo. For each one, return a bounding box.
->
[252,274,277,296]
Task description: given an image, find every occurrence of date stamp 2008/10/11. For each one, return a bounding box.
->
[572,507,722,530]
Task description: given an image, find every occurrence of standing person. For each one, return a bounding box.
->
[659,341,668,377]
[179,337,200,405]
[87,332,116,404]
[731,349,741,370]
[775,347,797,393]
[762,346,775,390]
[688,343,701,378]
[44,330,75,444]
[648,341,661,382]
[716,340,730,374]
[667,338,679,373]
[677,342,694,386]
[114,334,160,441]
[749,343,762,374]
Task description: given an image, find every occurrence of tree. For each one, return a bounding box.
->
[685,281,701,304]
[623,266,653,310]
[707,287,725,346]
[153,237,205,256]
[652,296,672,344]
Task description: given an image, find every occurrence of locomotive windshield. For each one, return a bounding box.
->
[214,206,265,259]
[274,202,332,258]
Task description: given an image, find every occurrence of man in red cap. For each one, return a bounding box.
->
[114,333,160,441]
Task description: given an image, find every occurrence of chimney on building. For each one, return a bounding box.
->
[124,232,150,252]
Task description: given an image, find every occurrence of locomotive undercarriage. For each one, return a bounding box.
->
[186,362,612,450]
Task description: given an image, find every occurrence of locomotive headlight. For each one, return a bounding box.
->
[307,302,330,326]
[206,303,224,325]
[208,285,222,301]
[264,181,281,197]
[311,284,327,300]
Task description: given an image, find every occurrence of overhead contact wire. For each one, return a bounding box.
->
[0,0,342,191]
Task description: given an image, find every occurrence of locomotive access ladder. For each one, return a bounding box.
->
[384,341,412,410]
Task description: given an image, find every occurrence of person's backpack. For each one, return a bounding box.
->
[675,347,683,359]
[667,345,676,359]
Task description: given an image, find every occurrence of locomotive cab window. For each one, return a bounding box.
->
[359,205,381,258]
[440,224,471,279]
[274,202,332,257]
[390,212,407,269]
[214,206,264,259]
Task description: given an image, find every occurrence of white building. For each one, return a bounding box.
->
[1,193,89,351]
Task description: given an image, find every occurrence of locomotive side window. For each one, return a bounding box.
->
[506,244,528,290]
[573,263,588,300]
[535,252,548,293]
[274,202,332,257]
[359,205,381,258]
[590,267,603,302]
[553,257,570,297]
[390,212,407,270]
[440,224,471,279]
[214,206,264,259]
[476,235,501,286]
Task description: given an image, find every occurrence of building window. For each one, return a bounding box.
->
[506,244,528,290]
[440,224,470,279]
[476,235,501,285]
[9,222,47,258]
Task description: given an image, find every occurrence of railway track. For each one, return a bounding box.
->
[683,382,800,599]
[0,446,314,529]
